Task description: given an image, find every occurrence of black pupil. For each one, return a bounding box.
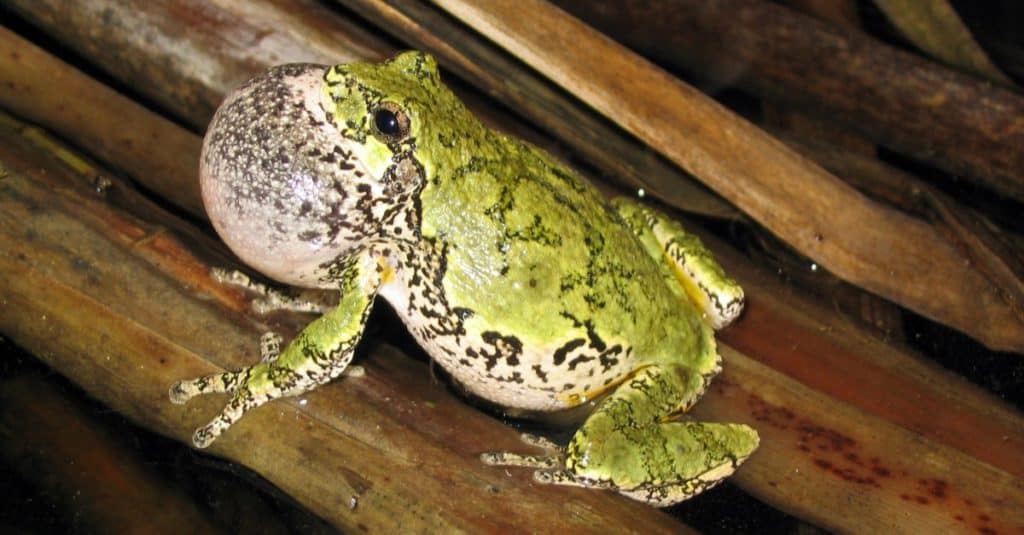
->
[374,108,401,136]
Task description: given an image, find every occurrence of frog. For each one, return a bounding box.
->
[169,51,758,506]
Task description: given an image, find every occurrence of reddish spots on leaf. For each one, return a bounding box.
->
[746,393,795,429]
[900,493,912,501]
[795,421,856,452]
[755,395,897,490]
[979,514,991,522]
[810,457,880,488]
[955,515,965,522]
[904,479,951,508]
[978,527,996,535]
[927,479,948,500]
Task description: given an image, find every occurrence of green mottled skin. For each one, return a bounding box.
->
[171,52,758,506]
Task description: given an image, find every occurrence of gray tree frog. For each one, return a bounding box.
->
[170,51,758,506]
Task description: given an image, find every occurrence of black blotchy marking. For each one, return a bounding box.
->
[553,338,586,366]
[567,354,595,371]
[298,230,321,241]
[599,346,623,371]
[584,321,606,352]
[479,331,524,372]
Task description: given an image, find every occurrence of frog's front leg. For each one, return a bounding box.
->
[612,197,744,329]
[170,251,383,448]
[485,365,759,506]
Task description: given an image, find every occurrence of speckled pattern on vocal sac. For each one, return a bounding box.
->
[172,51,757,506]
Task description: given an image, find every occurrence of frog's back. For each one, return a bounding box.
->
[408,133,714,410]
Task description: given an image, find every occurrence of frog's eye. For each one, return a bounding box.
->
[371,102,410,142]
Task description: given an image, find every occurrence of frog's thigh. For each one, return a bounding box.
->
[611,197,744,329]
[565,365,758,506]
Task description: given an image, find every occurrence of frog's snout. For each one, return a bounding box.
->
[200,64,364,288]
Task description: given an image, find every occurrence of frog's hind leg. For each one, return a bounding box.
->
[579,364,756,505]
[580,418,760,506]
[212,267,334,314]
[486,364,758,506]
[612,197,744,329]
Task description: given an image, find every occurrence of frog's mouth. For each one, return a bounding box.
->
[200,63,372,289]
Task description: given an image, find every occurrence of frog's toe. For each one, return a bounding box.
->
[533,468,566,485]
[480,451,559,469]
[519,432,560,452]
[192,416,234,448]
[192,416,232,448]
[343,364,366,378]
[190,391,258,448]
[482,432,565,469]
[168,370,244,404]
[192,422,221,449]
[168,380,194,404]
[533,468,615,491]
[211,267,253,288]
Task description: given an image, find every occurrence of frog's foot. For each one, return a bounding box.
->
[483,434,622,491]
[169,356,364,448]
[564,420,759,506]
[168,366,269,448]
[481,433,562,470]
[212,267,333,314]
